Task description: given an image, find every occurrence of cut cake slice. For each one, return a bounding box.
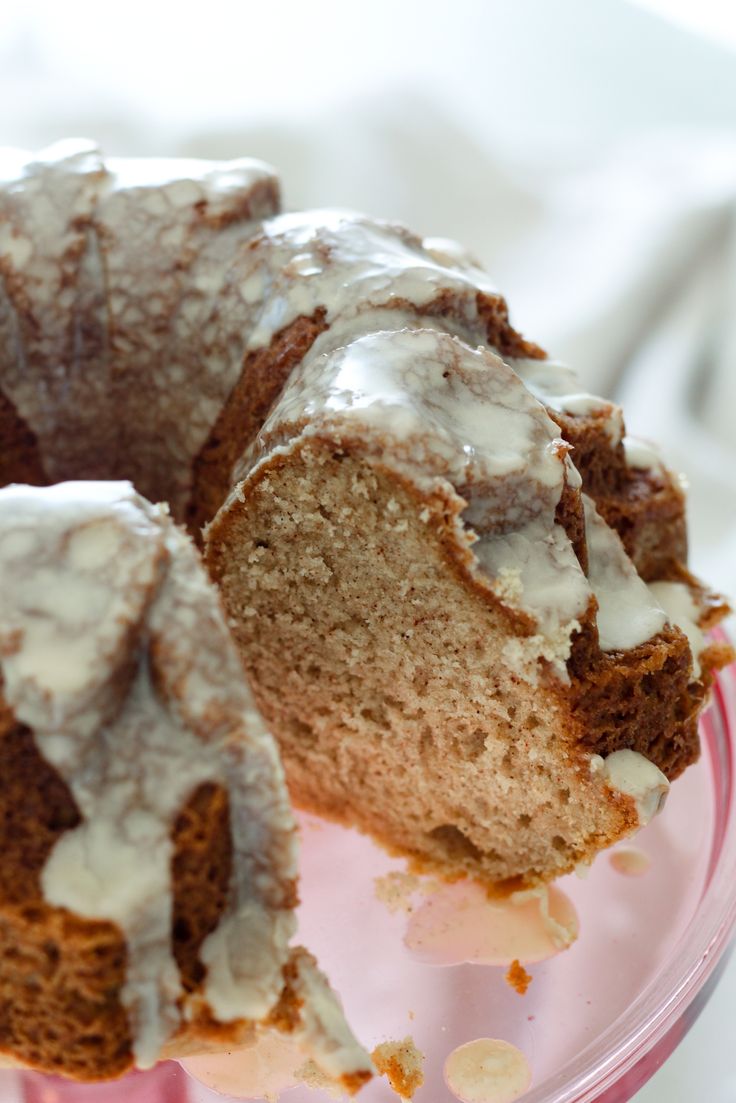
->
[206,326,730,890]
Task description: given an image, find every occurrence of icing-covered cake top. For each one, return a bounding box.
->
[237,326,673,676]
[0,480,297,1065]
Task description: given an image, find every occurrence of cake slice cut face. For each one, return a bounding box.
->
[0,481,372,1088]
[206,328,721,889]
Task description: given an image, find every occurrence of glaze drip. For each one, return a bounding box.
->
[582,495,668,651]
[0,481,297,1065]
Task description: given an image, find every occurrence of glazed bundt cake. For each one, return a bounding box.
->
[0,480,372,1086]
[0,141,731,1077]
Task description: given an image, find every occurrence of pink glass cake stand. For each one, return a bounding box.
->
[3,640,736,1103]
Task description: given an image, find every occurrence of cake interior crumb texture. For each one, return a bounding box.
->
[371,1037,425,1100]
[209,442,639,889]
[506,959,533,995]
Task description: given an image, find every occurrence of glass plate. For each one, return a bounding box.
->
[4,640,736,1103]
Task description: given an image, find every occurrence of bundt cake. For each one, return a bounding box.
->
[0,480,372,1086]
[0,140,731,1076]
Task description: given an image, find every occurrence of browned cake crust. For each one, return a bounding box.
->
[0,388,46,488]
[551,409,628,499]
[555,477,589,571]
[550,402,709,782]
[566,624,701,779]
[475,290,547,361]
[0,691,249,1079]
[595,469,688,580]
[551,409,688,579]
[188,309,329,537]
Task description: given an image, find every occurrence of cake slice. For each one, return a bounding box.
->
[206,327,730,890]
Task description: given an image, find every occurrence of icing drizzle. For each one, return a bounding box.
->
[582,495,668,651]
[0,482,298,1066]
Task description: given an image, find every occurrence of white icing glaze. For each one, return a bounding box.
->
[648,580,705,678]
[508,885,579,951]
[0,141,108,480]
[231,327,596,677]
[90,155,279,512]
[624,435,666,474]
[474,521,589,642]
[0,144,279,516]
[249,328,565,519]
[242,209,499,354]
[289,953,374,1084]
[583,495,668,651]
[590,749,670,826]
[0,481,298,1066]
[511,357,624,445]
[422,235,486,274]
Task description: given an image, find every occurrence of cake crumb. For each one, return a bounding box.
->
[295,1059,343,1099]
[505,959,532,995]
[371,1037,425,1099]
[374,871,422,913]
[374,869,445,914]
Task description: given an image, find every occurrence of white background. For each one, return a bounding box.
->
[1,1,736,1098]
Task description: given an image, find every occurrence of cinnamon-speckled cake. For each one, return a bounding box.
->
[0,140,730,1078]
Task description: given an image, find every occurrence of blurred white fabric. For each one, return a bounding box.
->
[1,1,736,1099]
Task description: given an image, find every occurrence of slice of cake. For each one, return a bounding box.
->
[206,326,730,890]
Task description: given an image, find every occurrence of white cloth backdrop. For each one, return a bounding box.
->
[1,0,736,1098]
